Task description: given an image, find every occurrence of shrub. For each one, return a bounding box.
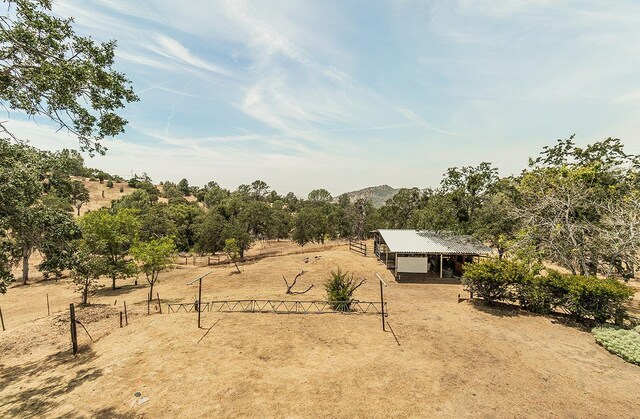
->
[106,180,114,188]
[563,275,634,324]
[119,186,124,193]
[516,270,568,314]
[324,268,366,311]
[462,258,529,304]
[592,326,640,366]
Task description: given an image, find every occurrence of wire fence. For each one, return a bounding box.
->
[167,299,387,315]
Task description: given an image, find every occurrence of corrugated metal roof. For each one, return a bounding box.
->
[374,229,493,255]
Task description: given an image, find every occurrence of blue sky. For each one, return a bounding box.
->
[9,0,640,196]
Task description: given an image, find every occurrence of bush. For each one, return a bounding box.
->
[119,186,124,193]
[516,270,568,314]
[592,326,640,365]
[563,275,633,324]
[106,180,114,188]
[462,258,529,304]
[324,268,366,312]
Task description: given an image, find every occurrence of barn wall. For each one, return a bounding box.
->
[397,256,429,273]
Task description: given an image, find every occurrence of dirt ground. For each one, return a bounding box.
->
[1,241,640,418]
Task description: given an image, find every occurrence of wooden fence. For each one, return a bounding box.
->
[348,239,367,256]
[176,254,221,266]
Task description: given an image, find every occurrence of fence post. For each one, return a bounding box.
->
[124,301,128,325]
[197,277,203,328]
[120,311,123,328]
[47,293,50,316]
[0,306,5,331]
[70,303,78,355]
[157,292,162,314]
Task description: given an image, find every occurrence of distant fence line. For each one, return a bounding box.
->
[175,254,222,267]
[167,299,387,315]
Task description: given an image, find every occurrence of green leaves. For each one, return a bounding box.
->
[463,258,635,324]
[324,268,366,311]
[130,237,176,284]
[78,208,140,289]
[0,0,138,154]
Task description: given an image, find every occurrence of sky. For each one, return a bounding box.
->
[7,0,640,196]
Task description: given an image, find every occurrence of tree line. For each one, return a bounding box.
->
[2,134,638,300]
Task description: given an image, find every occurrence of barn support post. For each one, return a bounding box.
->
[440,254,443,279]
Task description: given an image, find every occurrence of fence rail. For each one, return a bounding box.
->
[176,254,221,267]
[167,300,387,315]
[348,239,367,256]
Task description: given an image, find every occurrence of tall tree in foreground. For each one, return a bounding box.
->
[513,136,639,277]
[0,0,138,154]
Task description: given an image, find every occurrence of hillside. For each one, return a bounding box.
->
[338,185,399,207]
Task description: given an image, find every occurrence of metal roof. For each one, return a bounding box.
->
[374,229,493,255]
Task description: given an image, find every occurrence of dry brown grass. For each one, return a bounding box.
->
[1,243,639,418]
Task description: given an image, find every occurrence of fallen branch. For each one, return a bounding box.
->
[283,270,313,294]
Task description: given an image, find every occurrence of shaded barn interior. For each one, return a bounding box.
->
[372,229,492,281]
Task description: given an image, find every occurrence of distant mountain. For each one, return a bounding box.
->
[337,185,399,208]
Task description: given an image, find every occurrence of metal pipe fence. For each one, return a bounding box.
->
[167,300,387,315]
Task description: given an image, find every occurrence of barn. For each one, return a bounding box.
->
[372,229,493,281]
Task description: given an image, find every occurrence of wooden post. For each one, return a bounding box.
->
[376,273,387,332]
[147,291,150,315]
[119,311,123,328]
[440,254,443,279]
[193,255,196,266]
[124,301,128,325]
[69,303,78,355]
[157,292,162,314]
[185,256,188,265]
[380,279,385,331]
[0,306,5,331]
[47,293,50,316]
[197,277,202,328]
[208,256,210,266]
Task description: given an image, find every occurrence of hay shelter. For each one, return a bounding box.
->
[372,229,493,281]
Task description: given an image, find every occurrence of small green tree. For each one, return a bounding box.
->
[79,208,140,290]
[106,179,114,188]
[130,237,177,300]
[324,268,366,311]
[224,238,241,274]
[70,180,90,216]
[70,248,102,305]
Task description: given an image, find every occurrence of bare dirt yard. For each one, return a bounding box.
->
[1,241,639,418]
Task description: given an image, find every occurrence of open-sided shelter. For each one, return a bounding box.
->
[372,229,492,280]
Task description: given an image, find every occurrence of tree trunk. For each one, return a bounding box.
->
[83,283,89,304]
[76,205,81,216]
[22,244,30,285]
[149,282,154,303]
[111,276,116,290]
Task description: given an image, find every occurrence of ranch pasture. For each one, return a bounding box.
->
[1,241,639,418]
